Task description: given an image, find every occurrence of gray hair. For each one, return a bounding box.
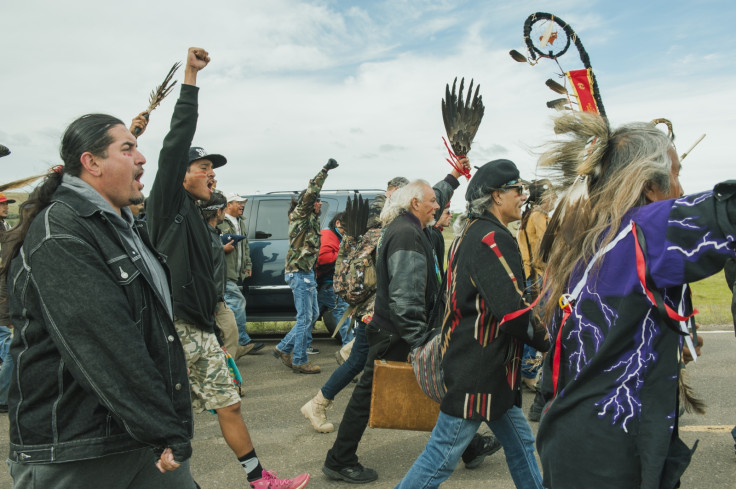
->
[452,194,495,235]
[380,179,430,226]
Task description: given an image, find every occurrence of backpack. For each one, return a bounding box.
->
[333,228,379,306]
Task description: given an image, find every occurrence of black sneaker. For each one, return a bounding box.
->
[462,433,502,469]
[528,391,545,422]
[306,346,320,355]
[322,463,377,484]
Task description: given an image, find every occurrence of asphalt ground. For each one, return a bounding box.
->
[0,328,734,488]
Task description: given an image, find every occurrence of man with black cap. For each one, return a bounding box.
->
[146,47,309,489]
[395,159,547,489]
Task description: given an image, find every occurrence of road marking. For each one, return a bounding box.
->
[697,331,735,334]
[680,425,734,433]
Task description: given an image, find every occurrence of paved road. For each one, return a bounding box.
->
[1,331,734,488]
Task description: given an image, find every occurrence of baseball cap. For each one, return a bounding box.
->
[0,193,16,204]
[465,159,529,202]
[188,147,227,169]
[225,192,247,203]
[387,176,409,189]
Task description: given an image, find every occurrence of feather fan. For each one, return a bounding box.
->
[442,77,484,158]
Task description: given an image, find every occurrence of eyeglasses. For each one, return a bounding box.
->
[504,185,528,196]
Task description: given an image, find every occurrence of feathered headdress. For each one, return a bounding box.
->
[537,113,611,261]
[441,77,484,179]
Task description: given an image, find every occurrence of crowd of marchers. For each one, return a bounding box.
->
[0,47,734,489]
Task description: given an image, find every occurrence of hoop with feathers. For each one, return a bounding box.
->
[509,12,607,118]
[133,62,181,136]
[441,77,484,180]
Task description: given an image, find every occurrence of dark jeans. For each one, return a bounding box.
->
[8,448,198,489]
[321,320,369,400]
[325,323,410,469]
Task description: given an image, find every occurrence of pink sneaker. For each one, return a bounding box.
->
[250,470,310,489]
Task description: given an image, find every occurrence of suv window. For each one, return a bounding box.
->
[253,199,290,240]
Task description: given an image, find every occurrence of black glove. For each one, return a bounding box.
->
[323,158,339,171]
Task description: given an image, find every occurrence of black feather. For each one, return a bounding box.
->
[442,77,485,156]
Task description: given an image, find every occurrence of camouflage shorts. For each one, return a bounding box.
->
[174,318,241,413]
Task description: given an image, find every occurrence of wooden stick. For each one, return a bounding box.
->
[680,134,706,161]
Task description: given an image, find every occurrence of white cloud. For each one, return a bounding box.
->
[0,0,732,212]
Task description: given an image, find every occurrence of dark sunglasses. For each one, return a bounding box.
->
[504,185,528,196]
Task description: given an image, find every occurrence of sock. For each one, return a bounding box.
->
[238,449,264,482]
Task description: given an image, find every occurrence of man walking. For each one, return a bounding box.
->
[4,114,197,487]
[146,47,309,489]
[0,192,15,413]
[273,160,338,374]
[219,192,264,357]
[322,180,440,483]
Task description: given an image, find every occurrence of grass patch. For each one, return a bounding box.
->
[690,270,733,327]
[247,320,332,335]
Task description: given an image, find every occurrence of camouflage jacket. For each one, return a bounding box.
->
[367,194,386,229]
[217,215,252,282]
[334,228,381,320]
[284,168,328,273]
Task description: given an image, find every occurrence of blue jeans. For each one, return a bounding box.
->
[316,283,353,345]
[321,320,368,400]
[396,406,542,489]
[0,325,12,405]
[278,271,319,366]
[224,280,251,345]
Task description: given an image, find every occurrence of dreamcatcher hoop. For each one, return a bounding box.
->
[521,12,607,118]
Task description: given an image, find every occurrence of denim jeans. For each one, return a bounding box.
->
[8,447,198,489]
[0,326,12,405]
[224,280,251,346]
[325,323,410,470]
[321,320,368,400]
[278,271,319,366]
[316,283,353,345]
[395,406,543,489]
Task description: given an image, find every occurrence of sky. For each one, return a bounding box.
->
[1,0,734,211]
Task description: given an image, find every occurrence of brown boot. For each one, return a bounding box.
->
[300,390,334,433]
[292,361,321,374]
[335,338,354,365]
[236,343,254,360]
[272,347,293,369]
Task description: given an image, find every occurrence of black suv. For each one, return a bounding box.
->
[239,189,382,323]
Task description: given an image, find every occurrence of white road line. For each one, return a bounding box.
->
[679,425,734,433]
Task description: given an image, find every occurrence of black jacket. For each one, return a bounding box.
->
[371,212,440,348]
[147,84,218,332]
[7,184,192,464]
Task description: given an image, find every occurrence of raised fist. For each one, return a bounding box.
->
[323,158,339,171]
[187,47,210,72]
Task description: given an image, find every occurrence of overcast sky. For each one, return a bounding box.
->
[1,0,733,210]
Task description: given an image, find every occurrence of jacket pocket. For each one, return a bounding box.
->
[106,254,141,286]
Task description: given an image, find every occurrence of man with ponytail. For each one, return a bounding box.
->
[3,111,198,487]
